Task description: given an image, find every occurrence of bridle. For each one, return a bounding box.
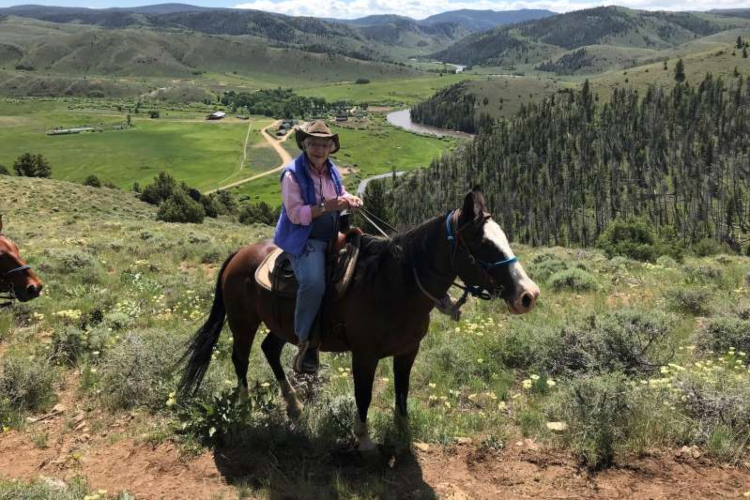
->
[357,206,520,320]
[442,209,518,300]
[0,263,31,308]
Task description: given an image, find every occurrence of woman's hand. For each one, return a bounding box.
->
[324,197,350,212]
[342,194,363,211]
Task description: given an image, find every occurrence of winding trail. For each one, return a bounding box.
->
[356,171,405,197]
[205,120,294,195]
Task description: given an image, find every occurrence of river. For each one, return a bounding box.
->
[386,109,474,139]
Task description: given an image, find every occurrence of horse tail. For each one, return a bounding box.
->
[178,251,237,397]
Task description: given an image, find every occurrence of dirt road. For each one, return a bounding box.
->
[205,121,294,194]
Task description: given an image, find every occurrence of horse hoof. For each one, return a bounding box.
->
[286,402,304,420]
[237,387,249,404]
[357,439,378,453]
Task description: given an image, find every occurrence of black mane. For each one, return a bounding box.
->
[358,214,444,283]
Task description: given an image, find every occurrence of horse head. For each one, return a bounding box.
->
[0,215,43,303]
[450,187,539,314]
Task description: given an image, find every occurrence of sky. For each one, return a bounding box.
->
[1,0,749,19]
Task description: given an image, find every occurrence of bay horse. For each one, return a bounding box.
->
[0,215,43,306]
[179,188,540,450]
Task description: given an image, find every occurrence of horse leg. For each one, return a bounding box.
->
[393,347,419,443]
[229,316,260,403]
[261,332,303,419]
[352,355,379,452]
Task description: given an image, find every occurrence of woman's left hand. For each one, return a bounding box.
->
[344,194,363,210]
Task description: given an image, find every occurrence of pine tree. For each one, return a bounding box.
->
[674,59,686,83]
[738,36,744,49]
[744,47,748,59]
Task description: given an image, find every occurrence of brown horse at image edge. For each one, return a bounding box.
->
[179,187,540,450]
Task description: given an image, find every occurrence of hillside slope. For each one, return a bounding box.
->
[432,6,750,69]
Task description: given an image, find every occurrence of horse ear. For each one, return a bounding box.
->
[0,214,3,233]
[459,186,486,224]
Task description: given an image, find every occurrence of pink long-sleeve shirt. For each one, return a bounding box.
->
[281,162,354,225]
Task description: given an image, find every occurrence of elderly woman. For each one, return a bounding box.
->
[273,120,363,374]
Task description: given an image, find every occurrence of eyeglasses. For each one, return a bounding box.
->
[306,140,332,149]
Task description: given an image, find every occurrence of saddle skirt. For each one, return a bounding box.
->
[255,229,362,300]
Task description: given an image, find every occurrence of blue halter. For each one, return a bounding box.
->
[445,211,518,270]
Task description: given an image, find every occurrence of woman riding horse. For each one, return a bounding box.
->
[180,187,539,451]
[274,120,362,374]
[0,215,43,305]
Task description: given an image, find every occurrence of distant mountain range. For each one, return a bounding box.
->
[329,9,556,32]
[432,6,750,67]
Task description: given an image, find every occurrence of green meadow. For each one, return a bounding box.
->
[0,99,275,191]
[297,73,478,105]
[231,116,458,204]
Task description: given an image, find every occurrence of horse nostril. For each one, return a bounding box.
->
[521,292,533,309]
[26,284,38,297]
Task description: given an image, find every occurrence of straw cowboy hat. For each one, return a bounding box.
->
[295,120,340,154]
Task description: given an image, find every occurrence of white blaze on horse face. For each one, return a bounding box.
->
[483,220,540,313]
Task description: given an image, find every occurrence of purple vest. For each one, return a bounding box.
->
[273,154,344,256]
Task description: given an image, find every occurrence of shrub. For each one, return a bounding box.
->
[355,78,370,84]
[200,196,218,218]
[157,191,205,224]
[496,309,676,377]
[682,264,724,285]
[672,366,750,462]
[210,190,238,216]
[42,248,98,275]
[550,373,632,469]
[666,287,713,315]
[547,268,598,292]
[596,218,680,262]
[692,238,732,257]
[529,258,568,281]
[99,329,184,410]
[238,202,280,226]
[140,171,178,205]
[0,356,56,419]
[83,174,101,188]
[693,317,750,354]
[656,255,678,268]
[0,476,93,500]
[0,164,9,175]
[13,153,51,178]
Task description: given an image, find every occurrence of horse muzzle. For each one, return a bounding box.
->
[506,281,540,314]
[16,282,43,302]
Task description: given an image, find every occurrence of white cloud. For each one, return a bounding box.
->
[232,0,750,20]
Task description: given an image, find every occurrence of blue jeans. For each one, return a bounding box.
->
[290,239,328,343]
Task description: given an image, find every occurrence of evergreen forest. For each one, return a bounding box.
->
[391,75,750,251]
[410,82,494,134]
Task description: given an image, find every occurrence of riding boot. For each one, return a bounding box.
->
[292,340,320,374]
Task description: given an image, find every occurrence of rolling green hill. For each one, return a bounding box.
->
[421,8,556,32]
[0,5,469,63]
[432,6,750,69]
[0,15,432,97]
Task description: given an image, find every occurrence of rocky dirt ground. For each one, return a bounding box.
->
[2,392,749,500]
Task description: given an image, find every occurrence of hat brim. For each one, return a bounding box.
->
[295,128,340,155]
